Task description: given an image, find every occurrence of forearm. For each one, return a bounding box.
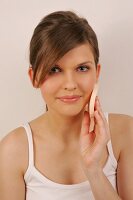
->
[86,169,122,200]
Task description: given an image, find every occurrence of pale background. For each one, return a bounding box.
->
[0,0,133,139]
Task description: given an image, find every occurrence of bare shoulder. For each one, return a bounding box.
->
[108,113,133,134]
[0,127,28,199]
[108,113,133,198]
[108,113,133,160]
[0,126,28,175]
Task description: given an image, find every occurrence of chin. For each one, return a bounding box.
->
[56,106,84,117]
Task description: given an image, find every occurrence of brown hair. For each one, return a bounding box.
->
[29,10,99,88]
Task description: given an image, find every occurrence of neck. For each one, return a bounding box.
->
[42,109,86,146]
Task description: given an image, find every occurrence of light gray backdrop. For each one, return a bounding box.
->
[0,0,133,139]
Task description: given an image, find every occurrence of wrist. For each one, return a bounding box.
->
[84,167,103,180]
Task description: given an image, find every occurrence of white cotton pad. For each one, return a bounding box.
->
[89,82,99,132]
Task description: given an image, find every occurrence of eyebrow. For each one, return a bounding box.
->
[55,61,94,67]
[76,61,94,66]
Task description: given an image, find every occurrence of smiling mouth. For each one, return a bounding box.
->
[58,95,81,99]
[58,96,81,103]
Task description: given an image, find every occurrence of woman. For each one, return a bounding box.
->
[0,10,133,200]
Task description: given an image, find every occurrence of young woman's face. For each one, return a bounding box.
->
[39,43,100,116]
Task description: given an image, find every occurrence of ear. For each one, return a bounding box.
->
[96,63,101,81]
[28,67,38,88]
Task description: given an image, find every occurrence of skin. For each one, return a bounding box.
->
[0,43,133,199]
[28,43,101,144]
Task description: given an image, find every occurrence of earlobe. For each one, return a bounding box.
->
[96,63,101,80]
[28,66,34,84]
[28,67,38,88]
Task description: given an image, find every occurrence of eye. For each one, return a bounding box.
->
[49,66,61,74]
[77,65,90,72]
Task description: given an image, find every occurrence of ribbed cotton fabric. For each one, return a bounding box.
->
[22,112,117,200]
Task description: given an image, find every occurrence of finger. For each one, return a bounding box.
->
[94,110,105,129]
[95,97,104,116]
[95,97,107,123]
[94,110,110,142]
[94,106,108,134]
[80,111,92,153]
[96,98,110,135]
[93,111,107,143]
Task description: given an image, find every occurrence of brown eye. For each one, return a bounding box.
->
[77,65,90,72]
[49,66,61,74]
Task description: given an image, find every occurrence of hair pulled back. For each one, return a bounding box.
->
[29,10,99,87]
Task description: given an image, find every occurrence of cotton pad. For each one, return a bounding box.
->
[89,82,99,132]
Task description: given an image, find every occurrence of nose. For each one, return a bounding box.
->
[63,73,77,91]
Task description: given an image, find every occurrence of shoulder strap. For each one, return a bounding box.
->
[104,112,118,168]
[104,112,109,123]
[21,122,34,167]
[107,140,117,167]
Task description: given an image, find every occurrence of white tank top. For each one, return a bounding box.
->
[22,112,117,200]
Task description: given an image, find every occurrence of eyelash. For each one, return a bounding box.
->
[49,65,90,75]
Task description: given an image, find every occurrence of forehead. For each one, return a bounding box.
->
[56,43,95,66]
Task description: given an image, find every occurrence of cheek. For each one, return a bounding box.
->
[79,76,95,92]
[78,76,96,105]
[40,78,61,97]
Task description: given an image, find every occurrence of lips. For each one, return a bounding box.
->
[57,95,81,103]
[58,95,81,99]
